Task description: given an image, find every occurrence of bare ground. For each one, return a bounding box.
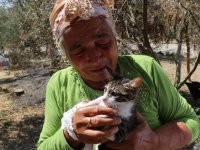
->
[0,59,200,150]
[0,68,51,150]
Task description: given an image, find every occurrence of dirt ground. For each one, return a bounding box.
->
[0,59,200,150]
[0,68,52,150]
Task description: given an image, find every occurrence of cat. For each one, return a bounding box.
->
[82,67,142,150]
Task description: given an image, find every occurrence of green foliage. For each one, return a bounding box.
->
[7,0,55,52]
[0,6,13,47]
[0,0,57,68]
[0,0,199,69]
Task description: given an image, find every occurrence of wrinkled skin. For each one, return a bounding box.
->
[73,104,121,144]
[62,16,192,150]
[62,16,121,148]
[97,111,192,150]
[102,112,158,150]
[62,16,118,90]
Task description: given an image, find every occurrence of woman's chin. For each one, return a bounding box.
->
[81,70,112,85]
[94,71,111,81]
[90,75,109,82]
[83,74,109,84]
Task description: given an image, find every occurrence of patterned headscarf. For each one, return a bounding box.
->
[52,0,115,49]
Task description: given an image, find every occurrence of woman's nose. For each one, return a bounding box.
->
[85,42,103,62]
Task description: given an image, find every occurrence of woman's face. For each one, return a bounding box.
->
[62,17,118,87]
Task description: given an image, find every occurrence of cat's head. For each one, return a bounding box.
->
[104,76,142,102]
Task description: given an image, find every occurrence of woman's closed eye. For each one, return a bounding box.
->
[70,48,84,56]
[69,44,84,56]
[95,39,111,49]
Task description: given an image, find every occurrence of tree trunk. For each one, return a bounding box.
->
[174,27,184,87]
[143,0,150,49]
[185,22,191,81]
[176,51,200,90]
[175,2,200,90]
[142,0,159,62]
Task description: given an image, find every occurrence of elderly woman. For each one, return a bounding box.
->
[37,0,200,149]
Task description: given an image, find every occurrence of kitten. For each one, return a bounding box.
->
[82,67,142,150]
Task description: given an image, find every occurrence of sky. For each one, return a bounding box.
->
[0,0,12,8]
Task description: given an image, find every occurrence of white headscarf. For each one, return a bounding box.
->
[52,0,116,50]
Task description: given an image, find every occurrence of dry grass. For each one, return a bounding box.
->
[161,60,200,92]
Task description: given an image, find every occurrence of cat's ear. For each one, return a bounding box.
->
[125,76,142,89]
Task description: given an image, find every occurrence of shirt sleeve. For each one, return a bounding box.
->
[37,79,73,150]
[151,59,200,143]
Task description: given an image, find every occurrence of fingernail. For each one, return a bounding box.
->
[113,127,119,133]
[115,118,121,124]
[113,109,118,115]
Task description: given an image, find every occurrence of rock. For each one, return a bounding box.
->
[14,88,24,96]
[0,86,9,93]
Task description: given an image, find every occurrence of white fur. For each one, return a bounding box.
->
[116,101,134,118]
[83,94,134,119]
[62,93,134,150]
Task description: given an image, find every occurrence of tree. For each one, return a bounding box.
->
[114,0,166,62]
[114,0,200,88]
[0,0,57,68]
[0,6,14,48]
[175,0,200,89]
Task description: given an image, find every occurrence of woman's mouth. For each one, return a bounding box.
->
[91,66,107,72]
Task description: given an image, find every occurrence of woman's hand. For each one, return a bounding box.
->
[104,112,158,150]
[73,104,121,144]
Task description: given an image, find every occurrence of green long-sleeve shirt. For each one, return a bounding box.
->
[37,55,200,150]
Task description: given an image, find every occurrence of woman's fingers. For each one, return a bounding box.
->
[81,126,119,143]
[78,105,117,116]
[88,116,121,128]
[74,115,119,143]
[73,105,120,144]
[75,116,121,129]
[74,105,120,128]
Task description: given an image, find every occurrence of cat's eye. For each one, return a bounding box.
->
[111,92,120,97]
